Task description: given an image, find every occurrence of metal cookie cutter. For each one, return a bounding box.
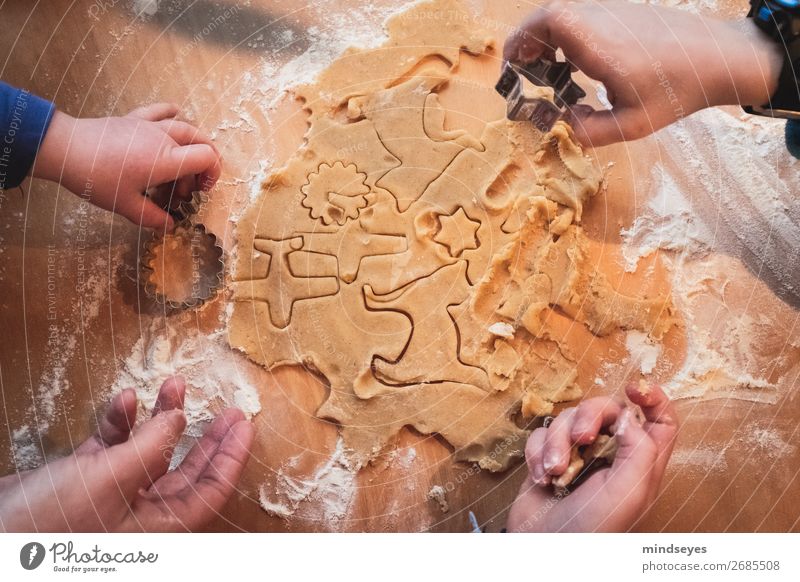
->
[140,192,224,310]
[495,59,586,132]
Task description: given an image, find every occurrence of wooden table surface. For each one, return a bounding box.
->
[1,0,798,532]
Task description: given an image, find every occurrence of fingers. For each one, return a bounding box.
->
[97,389,138,445]
[503,5,559,63]
[626,383,678,433]
[158,119,218,153]
[156,121,222,191]
[524,427,550,486]
[542,395,623,474]
[607,408,658,486]
[542,408,576,475]
[146,408,247,498]
[109,409,187,498]
[526,396,623,485]
[152,376,186,417]
[179,418,254,530]
[626,383,679,478]
[146,178,194,212]
[172,175,197,205]
[127,103,180,122]
[130,107,222,192]
[176,409,247,484]
[157,144,222,188]
[570,397,624,445]
[567,106,652,147]
[115,191,175,231]
[76,388,138,455]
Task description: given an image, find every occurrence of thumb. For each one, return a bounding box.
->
[567,105,651,147]
[108,409,187,498]
[159,144,220,184]
[606,408,658,489]
[75,388,138,455]
[626,383,679,484]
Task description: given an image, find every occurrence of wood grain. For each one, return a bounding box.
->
[0,0,797,533]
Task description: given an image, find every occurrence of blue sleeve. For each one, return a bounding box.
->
[0,81,55,190]
[786,119,800,159]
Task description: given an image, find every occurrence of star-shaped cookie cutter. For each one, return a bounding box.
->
[140,191,224,310]
[495,59,586,132]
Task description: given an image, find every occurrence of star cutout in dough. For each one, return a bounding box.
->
[433,207,481,257]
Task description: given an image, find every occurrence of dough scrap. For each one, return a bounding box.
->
[230,0,676,471]
[552,434,619,491]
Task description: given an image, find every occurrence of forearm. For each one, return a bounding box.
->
[709,19,783,108]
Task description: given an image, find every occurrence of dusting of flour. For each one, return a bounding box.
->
[10,244,120,470]
[621,166,714,272]
[132,0,159,17]
[112,319,262,467]
[219,0,425,219]
[619,105,800,405]
[258,438,357,528]
[625,330,663,375]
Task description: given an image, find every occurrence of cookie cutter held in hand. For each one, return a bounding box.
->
[140,191,224,310]
[495,59,586,132]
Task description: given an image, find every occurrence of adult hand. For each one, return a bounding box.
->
[507,383,678,532]
[0,377,254,532]
[504,0,783,146]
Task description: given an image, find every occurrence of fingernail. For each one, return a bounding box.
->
[543,452,560,473]
[616,408,632,437]
[573,420,591,436]
[532,467,550,486]
[163,409,185,424]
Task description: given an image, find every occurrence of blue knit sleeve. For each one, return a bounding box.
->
[0,81,55,190]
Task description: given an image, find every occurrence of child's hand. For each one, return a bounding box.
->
[507,383,678,532]
[0,377,254,532]
[504,1,783,146]
[34,103,222,230]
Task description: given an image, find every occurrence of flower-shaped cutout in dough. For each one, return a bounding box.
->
[301,161,371,226]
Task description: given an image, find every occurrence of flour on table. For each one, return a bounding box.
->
[112,318,261,467]
[621,166,714,272]
[669,426,794,477]
[628,0,723,15]
[10,246,120,470]
[132,0,160,17]
[619,105,800,405]
[745,426,795,459]
[625,330,663,375]
[221,0,425,129]
[665,277,779,404]
[258,438,357,528]
[669,445,729,473]
[381,445,419,470]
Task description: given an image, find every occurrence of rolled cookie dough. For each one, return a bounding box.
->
[229,0,676,471]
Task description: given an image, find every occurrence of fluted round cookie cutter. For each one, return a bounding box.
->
[140,191,224,310]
